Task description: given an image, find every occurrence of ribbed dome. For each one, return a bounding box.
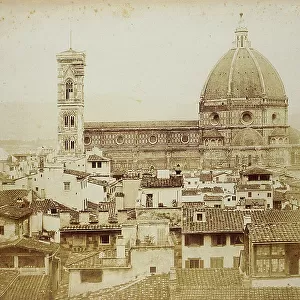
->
[201,15,286,101]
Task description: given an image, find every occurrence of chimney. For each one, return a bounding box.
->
[116,235,126,258]
[243,215,251,229]
[79,211,90,225]
[59,211,71,228]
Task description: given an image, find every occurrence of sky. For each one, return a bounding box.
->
[1,0,300,140]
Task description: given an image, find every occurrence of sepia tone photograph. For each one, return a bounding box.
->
[0,0,300,299]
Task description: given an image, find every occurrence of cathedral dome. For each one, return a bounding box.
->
[201,14,286,102]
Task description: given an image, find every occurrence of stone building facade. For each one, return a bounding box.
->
[57,15,300,174]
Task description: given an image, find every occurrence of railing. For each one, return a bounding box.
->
[93,257,128,268]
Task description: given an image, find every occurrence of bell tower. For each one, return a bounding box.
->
[56,47,86,157]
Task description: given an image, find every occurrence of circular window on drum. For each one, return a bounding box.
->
[84,136,91,145]
[241,111,253,125]
[116,135,124,145]
[149,135,158,144]
[272,113,280,125]
[181,134,189,144]
[210,112,220,125]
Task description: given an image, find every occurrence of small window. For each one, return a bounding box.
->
[66,80,73,100]
[211,234,226,247]
[70,140,75,150]
[267,193,271,197]
[248,192,252,197]
[230,234,244,245]
[185,259,204,269]
[64,116,69,127]
[100,235,109,244]
[64,182,70,190]
[150,266,156,273]
[0,226,4,235]
[196,213,204,222]
[70,116,75,127]
[92,162,97,168]
[36,187,39,192]
[185,234,204,246]
[81,270,103,283]
[232,196,236,201]
[65,140,69,151]
[97,162,102,168]
[210,257,224,268]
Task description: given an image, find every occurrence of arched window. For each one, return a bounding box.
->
[64,115,69,127]
[70,116,75,127]
[64,140,69,151]
[70,140,75,150]
[66,80,73,100]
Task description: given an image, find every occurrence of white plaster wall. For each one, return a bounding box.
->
[252,277,300,287]
[68,247,174,297]
[182,235,243,268]
[141,187,182,207]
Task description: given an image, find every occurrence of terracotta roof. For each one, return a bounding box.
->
[66,251,125,269]
[176,268,242,287]
[88,177,108,186]
[175,287,300,300]
[270,128,287,136]
[0,189,30,207]
[236,184,272,191]
[68,274,170,300]
[64,169,90,179]
[242,166,272,175]
[0,204,32,219]
[199,173,213,182]
[0,270,19,297]
[30,198,75,214]
[141,176,183,188]
[0,237,59,254]
[182,189,201,196]
[174,269,300,299]
[87,154,110,162]
[182,207,300,233]
[200,186,223,193]
[60,223,121,231]
[203,195,222,201]
[1,275,50,300]
[249,222,300,243]
[85,120,198,130]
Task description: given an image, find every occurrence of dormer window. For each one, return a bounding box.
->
[66,80,73,100]
[194,212,205,222]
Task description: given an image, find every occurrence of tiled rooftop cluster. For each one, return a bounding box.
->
[87,154,110,162]
[64,169,90,179]
[0,237,59,253]
[141,175,184,188]
[249,222,300,243]
[1,275,50,300]
[182,205,300,233]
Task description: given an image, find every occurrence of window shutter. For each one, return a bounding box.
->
[185,260,190,269]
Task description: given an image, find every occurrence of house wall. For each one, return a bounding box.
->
[86,182,105,204]
[122,179,141,209]
[236,189,273,208]
[86,161,110,176]
[182,234,243,268]
[0,217,29,242]
[139,187,182,208]
[68,246,174,297]
[32,167,87,210]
